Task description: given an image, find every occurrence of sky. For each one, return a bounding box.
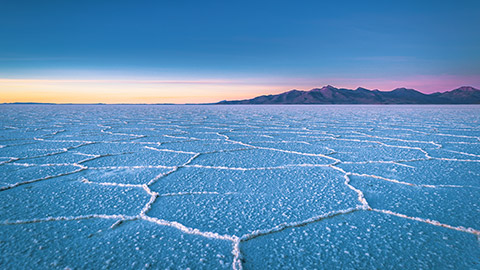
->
[1,0,479,103]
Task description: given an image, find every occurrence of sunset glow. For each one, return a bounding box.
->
[1,74,479,103]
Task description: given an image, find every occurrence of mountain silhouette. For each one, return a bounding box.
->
[217,86,480,104]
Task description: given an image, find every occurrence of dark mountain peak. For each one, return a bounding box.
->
[388,88,427,99]
[311,85,338,92]
[439,86,479,96]
[322,85,338,91]
[436,86,480,103]
[284,89,303,93]
[450,86,479,92]
[391,87,418,92]
[355,87,371,91]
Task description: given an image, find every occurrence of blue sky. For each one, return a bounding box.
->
[1,0,479,102]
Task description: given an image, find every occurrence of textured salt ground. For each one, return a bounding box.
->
[80,167,172,185]
[0,164,80,188]
[0,219,233,269]
[81,150,194,167]
[442,142,480,156]
[0,105,479,270]
[0,175,150,220]
[189,149,333,168]
[155,141,248,153]
[338,160,480,187]
[149,167,358,236]
[241,211,480,269]
[349,175,480,229]
[18,151,95,165]
[71,142,147,156]
[240,141,335,155]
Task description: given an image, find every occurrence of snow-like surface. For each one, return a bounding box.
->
[0,104,479,269]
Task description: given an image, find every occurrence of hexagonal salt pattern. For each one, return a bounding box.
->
[1,104,479,269]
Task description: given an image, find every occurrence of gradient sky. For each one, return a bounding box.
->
[1,0,479,103]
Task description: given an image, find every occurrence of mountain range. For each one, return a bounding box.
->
[217,86,480,104]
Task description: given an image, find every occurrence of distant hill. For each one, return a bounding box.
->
[217,86,480,104]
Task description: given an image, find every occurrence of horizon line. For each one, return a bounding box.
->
[2,85,478,105]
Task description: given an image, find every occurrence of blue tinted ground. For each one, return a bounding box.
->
[0,105,479,269]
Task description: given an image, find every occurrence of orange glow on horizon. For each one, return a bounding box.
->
[0,78,282,104]
[0,78,233,84]
[2,75,478,104]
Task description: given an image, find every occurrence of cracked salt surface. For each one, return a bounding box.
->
[0,104,479,269]
[149,167,358,236]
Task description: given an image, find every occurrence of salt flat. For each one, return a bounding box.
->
[0,105,479,269]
